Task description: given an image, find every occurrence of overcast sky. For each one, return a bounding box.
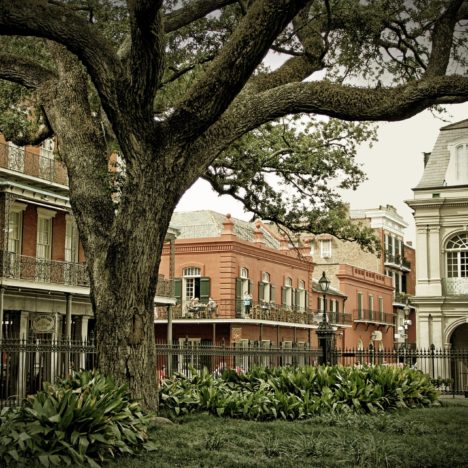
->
[176,101,468,243]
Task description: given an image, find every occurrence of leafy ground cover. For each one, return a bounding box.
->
[114,400,468,468]
[160,365,438,420]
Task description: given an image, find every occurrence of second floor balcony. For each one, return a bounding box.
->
[0,142,68,187]
[0,250,88,287]
[0,250,175,299]
[155,299,352,326]
[384,251,411,271]
[354,309,394,325]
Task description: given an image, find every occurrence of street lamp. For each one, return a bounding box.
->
[317,271,334,365]
[318,271,331,324]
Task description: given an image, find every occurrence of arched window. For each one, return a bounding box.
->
[297,280,306,311]
[447,142,468,185]
[183,267,201,300]
[446,233,468,278]
[283,277,293,307]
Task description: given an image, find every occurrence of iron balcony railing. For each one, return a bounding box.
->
[442,278,468,296]
[156,275,173,297]
[354,308,394,324]
[384,250,411,270]
[0,251,174,297]
[0,250,89,287]
[155,299,352,326]
[0,142,68,186]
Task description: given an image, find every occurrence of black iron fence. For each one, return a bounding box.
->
[155,341,323,379]
[0,338,96,408]
[156,341,468,396]
[1,338,467,407]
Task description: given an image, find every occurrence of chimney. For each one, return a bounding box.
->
[423,152,431,167]
[254,221,264,245]
[221,213,235,236]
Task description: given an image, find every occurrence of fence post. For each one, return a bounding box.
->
[369,343,374,366]
[430,344,435,380]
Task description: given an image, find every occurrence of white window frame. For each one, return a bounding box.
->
[284,277,292,307]
[320,239,332,258]
[262,272,271,302]
[297,280,306,310]
[36,208,56,260]
[446,140,468,185]
[8,202,27,255]
[183,267,201,302]
[65,215,79,263]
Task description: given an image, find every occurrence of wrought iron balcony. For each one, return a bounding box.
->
[442,278,468,296]
[0,142,68,186]
[156,275,173,297]
[0,250,88,287]
[354,309,394,325]
[384,250,411,270]
[155,299,352,326]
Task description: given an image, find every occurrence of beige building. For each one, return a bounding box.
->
[407,119,468,350]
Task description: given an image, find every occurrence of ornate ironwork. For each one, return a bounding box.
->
[0,142,68,185]
[443,278,468,296]
[0,250,89,287]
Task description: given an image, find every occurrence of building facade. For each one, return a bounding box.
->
[157,212,327,351]
[407,119,468,350]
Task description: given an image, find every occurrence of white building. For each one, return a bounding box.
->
[407,119,468,350]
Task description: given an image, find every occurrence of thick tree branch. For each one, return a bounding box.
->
[0,53,57,88]
[167,0,307,142]
[0,0,124,123]
[189,74,468,173]
[424,0,465,77]
[164,0,237,33]
[127,0,164,116]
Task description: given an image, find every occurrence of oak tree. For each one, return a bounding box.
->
[0,0,467,408]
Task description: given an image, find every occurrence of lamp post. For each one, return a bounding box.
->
[317,272,335,365]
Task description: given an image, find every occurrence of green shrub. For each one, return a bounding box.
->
[0,370,155,467]
[160,365,439,421]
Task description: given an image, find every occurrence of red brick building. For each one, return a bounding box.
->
[157,211,396,352]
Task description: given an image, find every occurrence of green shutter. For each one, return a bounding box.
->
[258,282,264,302]
[294,289,299,307]
[305,291,309,311]
[270,285,275,303]
[174,278,182,304]
[200,277,210,303]
[281,287,286,305]
[248,280,253,294]
[235,277,243,316]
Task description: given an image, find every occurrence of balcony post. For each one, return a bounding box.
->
[65,293,73,341]
[0,287,4,340]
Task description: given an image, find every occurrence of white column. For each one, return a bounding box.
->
[79,316,89,369]
[428,227,442,295]
[17,311,29,399]
[415,227,429,295]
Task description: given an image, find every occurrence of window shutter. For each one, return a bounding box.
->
[294,289,299,307]
[174,278,182,303]
[200,277,210,303]
[258,282,264,302]
[305,291,309,311]
[235,277,243,316]
[281,287,286,305]
[248,280,253,294]
[270,285,275,303]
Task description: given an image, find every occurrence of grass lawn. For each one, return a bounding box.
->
[114,399,468,468]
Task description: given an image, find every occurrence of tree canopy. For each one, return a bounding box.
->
[0,0,467,406]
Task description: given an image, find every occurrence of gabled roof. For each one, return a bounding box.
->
[170,210,281,249]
